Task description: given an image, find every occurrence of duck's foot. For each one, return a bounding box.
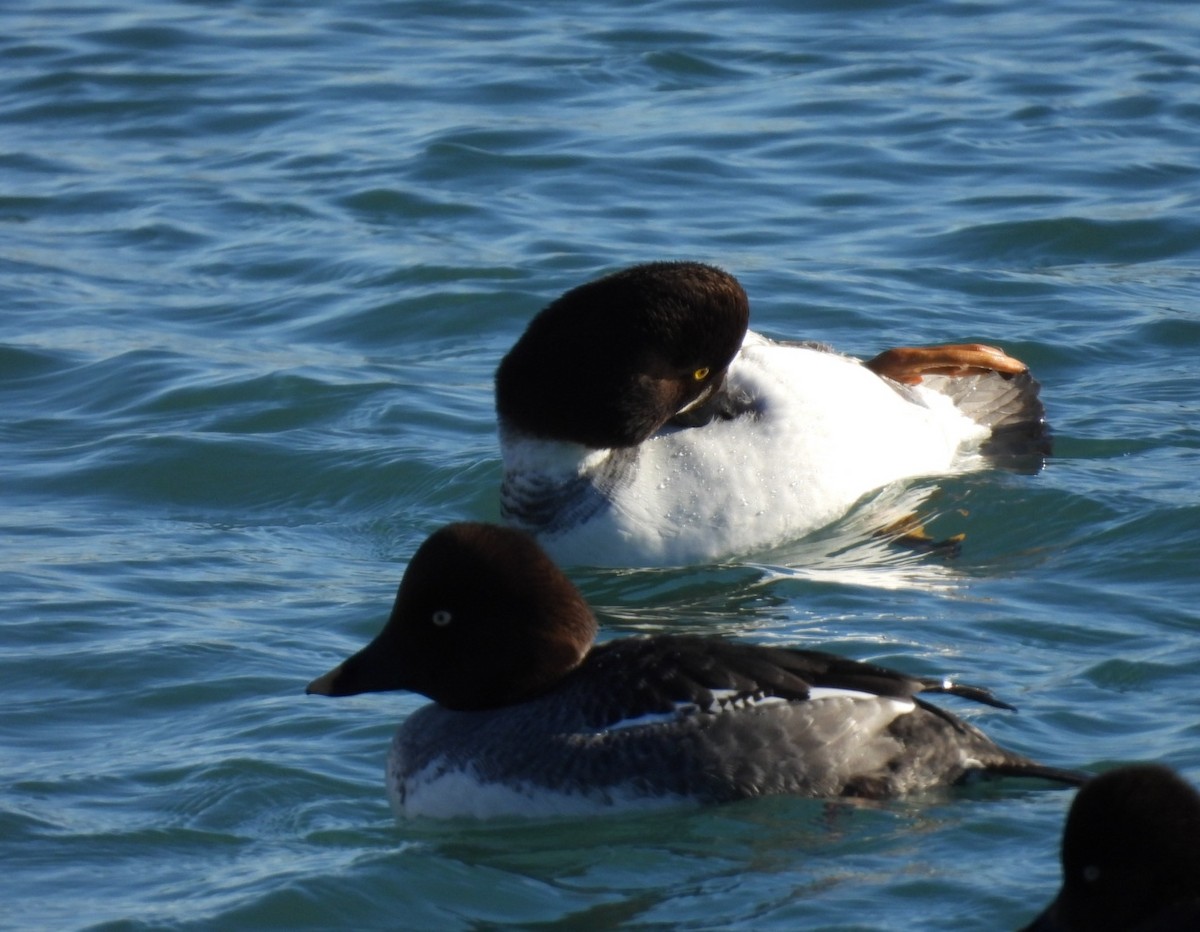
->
[876,513,964,558]
[865,343,1028,385]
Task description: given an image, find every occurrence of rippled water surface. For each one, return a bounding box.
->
[3,2,1199,929]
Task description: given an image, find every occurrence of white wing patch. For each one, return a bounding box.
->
[603,686,915,733]
[605,689,792,733]
[807,687,875,702]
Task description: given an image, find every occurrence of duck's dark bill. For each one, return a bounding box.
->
[306,664,344,696]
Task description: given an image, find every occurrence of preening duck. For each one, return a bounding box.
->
[496,261,1049,567]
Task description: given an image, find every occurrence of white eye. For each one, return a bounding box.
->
[431,609,453,627]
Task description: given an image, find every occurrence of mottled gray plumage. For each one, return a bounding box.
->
[309,523,1084,819]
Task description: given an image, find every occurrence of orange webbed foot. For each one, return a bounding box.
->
[875,512,965,557]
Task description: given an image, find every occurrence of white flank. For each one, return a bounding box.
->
[388,760,685,820]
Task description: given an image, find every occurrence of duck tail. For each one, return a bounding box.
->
[866,343,1052,468]
[942,368,1052,466]
[987,760,1091,787]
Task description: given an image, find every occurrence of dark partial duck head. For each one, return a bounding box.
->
[495,261,750,449]
[306,522,596,710]
[1023,763,1200,932]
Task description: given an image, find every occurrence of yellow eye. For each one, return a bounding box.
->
[693,367,710,381]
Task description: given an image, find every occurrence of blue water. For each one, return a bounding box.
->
[3,1,1199,928]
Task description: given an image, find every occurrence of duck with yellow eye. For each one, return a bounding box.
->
[495,261,1050,568]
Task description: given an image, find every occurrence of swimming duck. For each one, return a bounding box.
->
[307,522,1083,819]
[495,261,1049,567]
[1022,763,1200,932]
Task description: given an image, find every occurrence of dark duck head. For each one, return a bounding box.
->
[495,262,750,449]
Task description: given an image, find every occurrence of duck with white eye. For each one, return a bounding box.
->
[307,522,1084,820]
[1022,764,1200,932]
[495,261,1050,568]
